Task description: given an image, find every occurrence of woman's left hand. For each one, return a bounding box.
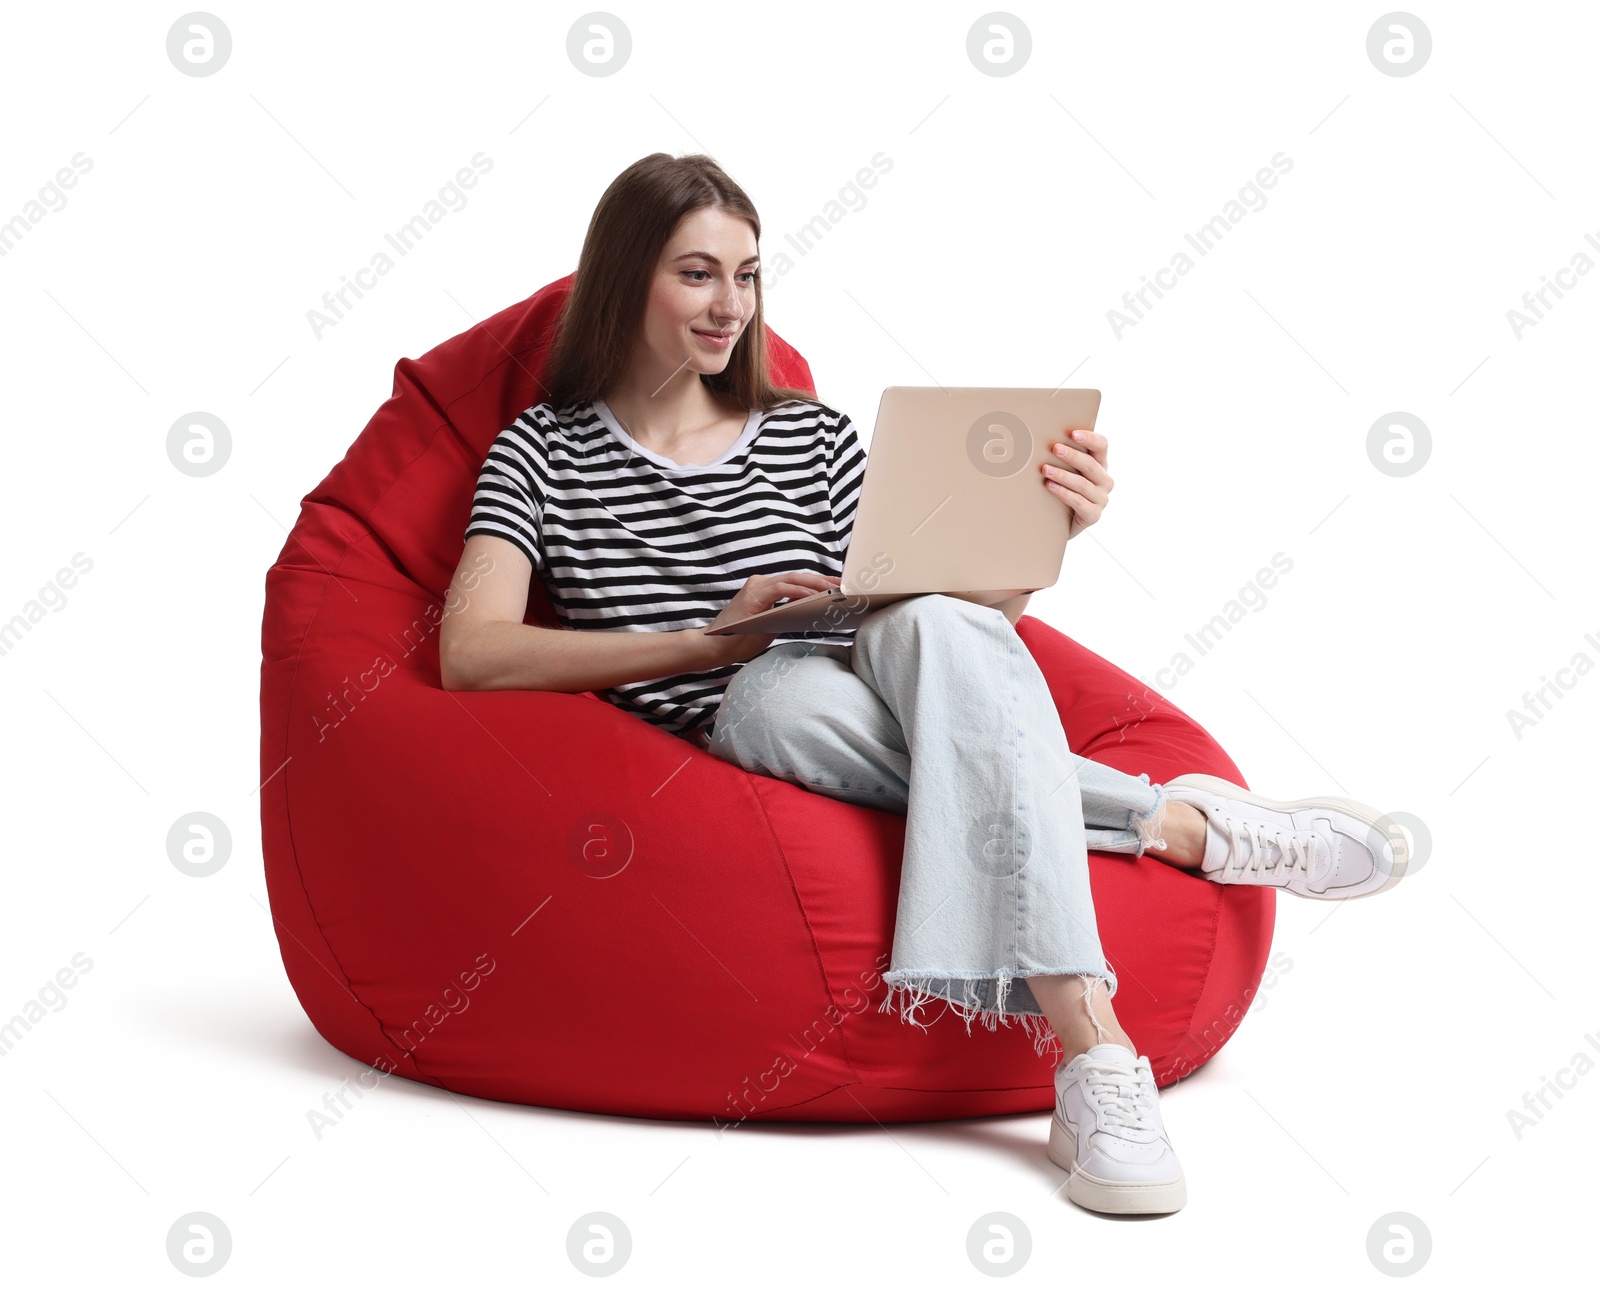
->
[1042,427,1113,539]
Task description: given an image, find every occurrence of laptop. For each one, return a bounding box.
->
[703,386,1102,635]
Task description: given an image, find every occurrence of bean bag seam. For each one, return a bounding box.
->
[390,330,560,479]
[877,1082,1049,1095]
[735,1079,866,1120]
[352,345,558,601]
[304,499,429,606]
[1171,881,1227,1077]
[437,342,556,427]
[737,773,867,1092]
[275,540,447,1085]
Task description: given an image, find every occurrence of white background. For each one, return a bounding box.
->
[2,0,1595,1284]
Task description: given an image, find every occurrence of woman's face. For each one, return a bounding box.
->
[639,205,759,384]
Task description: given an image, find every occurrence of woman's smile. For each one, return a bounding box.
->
[692,326,736,348]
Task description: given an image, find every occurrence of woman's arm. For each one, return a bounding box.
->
[439,536,727,692]
[439,535,840,692]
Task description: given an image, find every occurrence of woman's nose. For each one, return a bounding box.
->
[713,278,745,322]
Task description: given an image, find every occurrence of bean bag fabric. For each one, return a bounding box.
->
[258,273,1275,1123]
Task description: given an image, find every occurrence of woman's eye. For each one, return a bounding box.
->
[682,269,758,284]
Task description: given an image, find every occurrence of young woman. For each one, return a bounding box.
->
[439,153,1408,1217]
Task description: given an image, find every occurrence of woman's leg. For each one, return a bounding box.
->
[705,618,1209,1055]
[1072,755,1208,868]
[842,595,1131,1061]
[707,640,1145,1062]
[708,607,1139,1061]
[1073,755,1168,856]
[708,605,1184,1214]
[708,639,1203,861]
[706,639,911,812]
[1063,754,1404,889]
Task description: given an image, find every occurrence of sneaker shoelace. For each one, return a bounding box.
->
[1080,1056,1156,1134]
[1220,811,1325,884]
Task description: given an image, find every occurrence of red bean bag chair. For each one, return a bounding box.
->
[258,272,1274,1123]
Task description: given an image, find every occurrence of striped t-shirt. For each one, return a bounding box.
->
[464,395,867,746]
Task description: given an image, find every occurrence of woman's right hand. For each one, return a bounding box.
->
[695,571,843,665]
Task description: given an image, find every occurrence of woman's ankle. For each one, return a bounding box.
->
[1057,1026,1136,1065]
[1147,799,1207,868]
[1028,973,1135,1064]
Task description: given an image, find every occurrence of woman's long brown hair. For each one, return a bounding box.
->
[542,153,814,413]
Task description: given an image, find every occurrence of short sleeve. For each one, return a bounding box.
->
[464,414,547,574]
[826,412,867,559]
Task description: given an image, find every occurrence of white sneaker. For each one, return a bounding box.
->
[1161,773,1409,900]
[1048,1043,1187,1215]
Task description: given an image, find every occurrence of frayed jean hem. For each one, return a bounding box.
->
[1131,776,1171,859]
[1081,771,1169,859]
[880,964,1119,1062]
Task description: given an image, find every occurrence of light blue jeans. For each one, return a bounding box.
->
[705,594,1170,1059]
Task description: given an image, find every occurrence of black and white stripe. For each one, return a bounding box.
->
[465,396,867,742]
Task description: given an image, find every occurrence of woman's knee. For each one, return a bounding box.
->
[857,593,999,644]
[713,644,853,765]
[724,643,841,709]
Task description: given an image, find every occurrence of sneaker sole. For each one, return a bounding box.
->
[1163,773,1410,899]
[1047,1115,1187,1215]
